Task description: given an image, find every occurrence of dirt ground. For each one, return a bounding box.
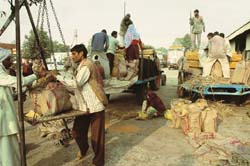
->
[23,68,250,166]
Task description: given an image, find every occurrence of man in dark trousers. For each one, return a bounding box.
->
[55,44,108,166]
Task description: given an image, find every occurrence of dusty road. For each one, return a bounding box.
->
[24,68,250,166]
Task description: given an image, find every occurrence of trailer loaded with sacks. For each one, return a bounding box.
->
[177,50,250,104]
[104,46,167,105]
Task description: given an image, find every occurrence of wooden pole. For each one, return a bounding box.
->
[24,0,48,70]
[15,0,27,165]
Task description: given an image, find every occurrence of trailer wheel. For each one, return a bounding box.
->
[235,95,248,106]
[136,84,148,105]
[177,86,185,97]
[106,94,110,101]
[150,76,161,91]
[161,74,166,86]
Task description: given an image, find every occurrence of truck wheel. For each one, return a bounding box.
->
[161,74,166,86]
[178,71,184,85]
[136,84,148,105]
[150,76,161,91]
[106,94,110,101]
[177,86,184,97]
[235,95,248,106]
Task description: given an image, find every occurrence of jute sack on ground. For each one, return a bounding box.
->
[170,99,191,129]
[180,99,208,135]
[185,104,202,134]
[201,108,217,133]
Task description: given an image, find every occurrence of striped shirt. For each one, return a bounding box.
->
[57,62,105,113]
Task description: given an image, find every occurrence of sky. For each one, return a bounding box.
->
[0,0,250,48]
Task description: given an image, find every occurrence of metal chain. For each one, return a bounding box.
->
[40,0,45,31]
[32,1,43,57]
[49,0,69,56]
[44,0,57,70]
[36,1,42,29]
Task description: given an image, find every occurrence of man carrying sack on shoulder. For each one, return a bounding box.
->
[53,44,108,166]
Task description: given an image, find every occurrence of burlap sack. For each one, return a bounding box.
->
[119,60,127,77]
[201,108,217,133]
[30,83,72,116]
[182,104,202,135]
[112,66,119,77]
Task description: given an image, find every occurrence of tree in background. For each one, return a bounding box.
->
[22,29,52,59]
[156,47,168,55]
[53,41,70,52]
[173,34,192,50]
[22,29,69,59]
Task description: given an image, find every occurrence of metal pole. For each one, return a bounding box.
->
[15,0,26,165]
[24,0,48,70]
[140,48,144,80]
[0,0,25,36]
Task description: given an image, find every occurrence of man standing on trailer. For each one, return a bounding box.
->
[202,32,230,78]
[90,29,110,79]
[190,9,205,50]
[119,13,133,47]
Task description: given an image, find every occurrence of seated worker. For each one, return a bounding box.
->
[140,91,166,119]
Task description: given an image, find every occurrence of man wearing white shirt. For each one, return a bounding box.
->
[0,49,41,166]
[55,44,107,166]
[202,33,230,78]
[220,33,232,61]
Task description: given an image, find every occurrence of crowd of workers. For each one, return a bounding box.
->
[189,9,231,78]
[0,13,144,166]
[0,9,236,166]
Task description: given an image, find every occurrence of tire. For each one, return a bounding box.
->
[106,94,110,101]
[161,74,166,86]
[177,86,184,98]
[135,84,148,105]
[235,95,248,106]
[178,71,184,85]
[150,76,161,91]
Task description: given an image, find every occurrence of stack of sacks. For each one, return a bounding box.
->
[142,48,155,60]
[113,49,127,78]
[231,61,250,84]
[230,52,243,69]
[166,99,218,136]
[185,50,201,68]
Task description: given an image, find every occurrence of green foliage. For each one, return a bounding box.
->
[181,34,192,49]
[22,29,52,59]
[173,34,192,50]
[53,41,70,52]
[173,38,183,46]
[22,29,69,59]
[156,47,168,55]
